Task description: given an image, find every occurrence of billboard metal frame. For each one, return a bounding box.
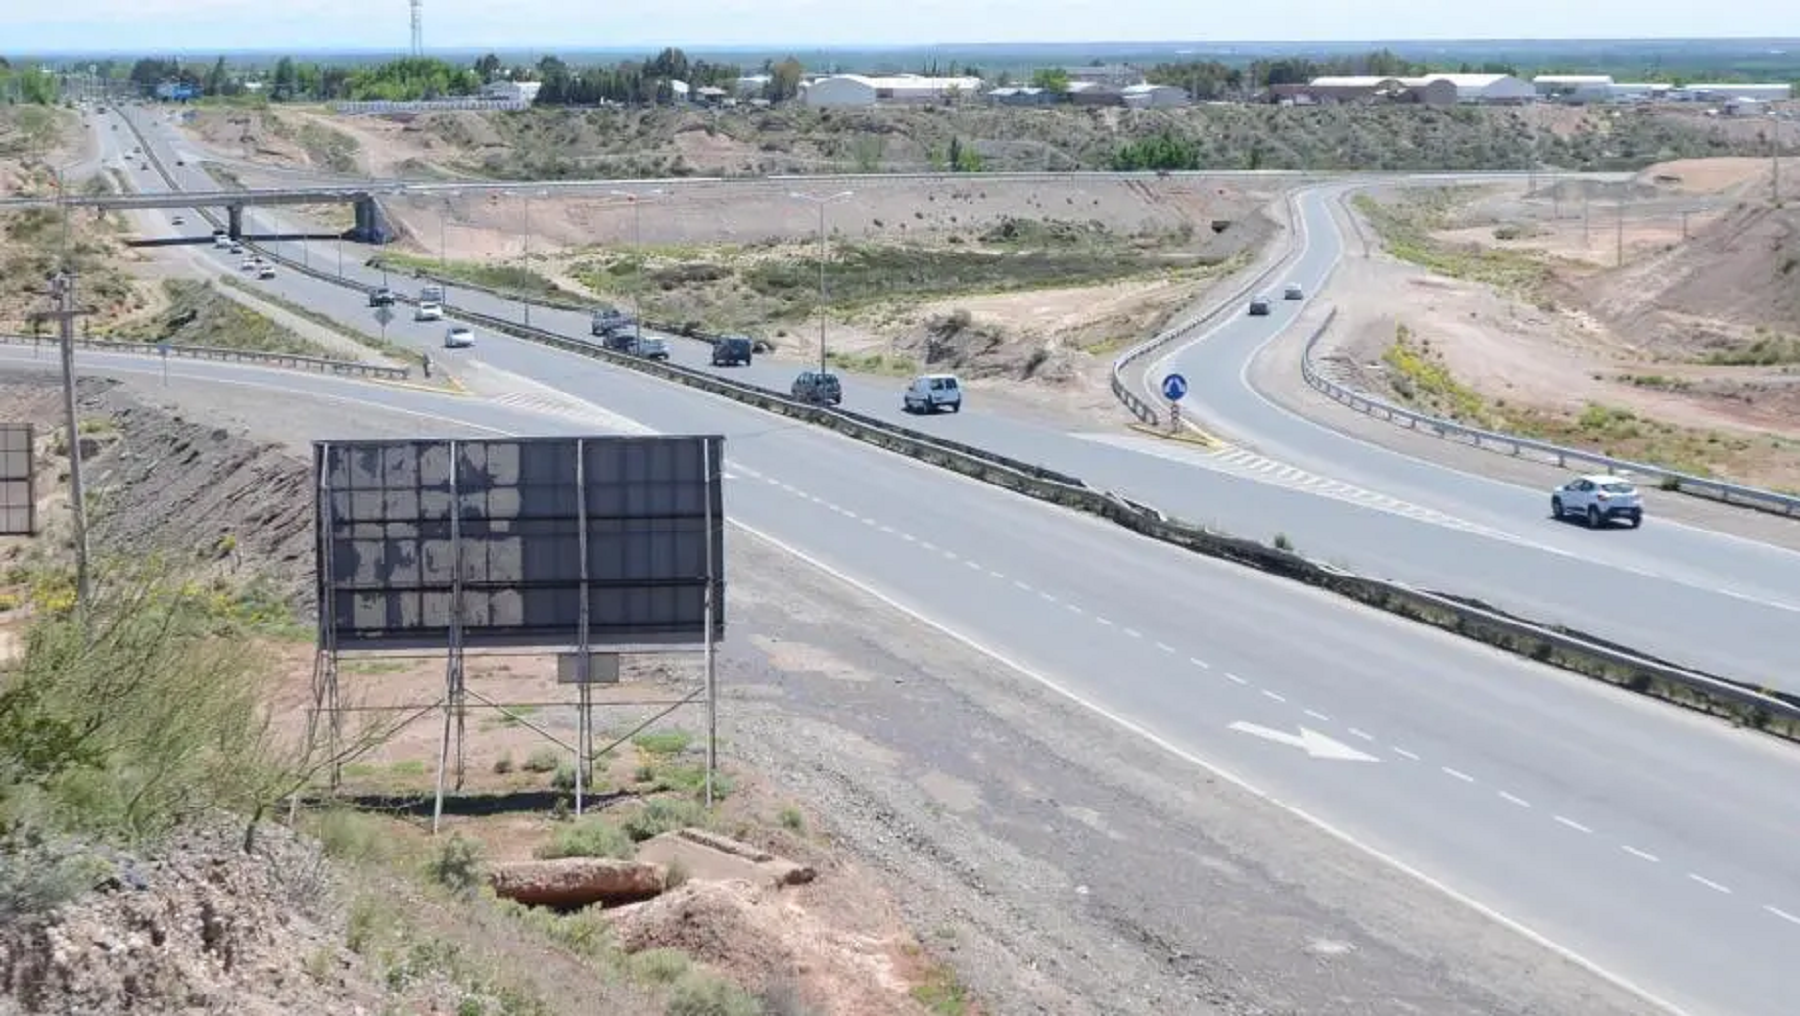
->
[308,435,725,830]
[0,424,34,537]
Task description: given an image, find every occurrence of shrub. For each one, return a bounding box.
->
[427,833,484,893]
[665,969,764,1016]
[622,798,707,842]
[629,946,691,984]
[535,818,635,860]
[522,747,561,773]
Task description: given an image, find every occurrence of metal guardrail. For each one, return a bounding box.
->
[1109,186,1309,426]
[1304,193,1800,517]
[0,332,410,380]
[120,111,1800,741]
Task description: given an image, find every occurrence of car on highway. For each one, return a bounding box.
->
[791,370,843,406]
[240,256,260,272]
[711,336,754,367]
[591,307,634,337]
[228,242,243,254]
[415,300,444,322]
[634,336,669,361]
[1551,474,1644,529]
[443,326,475,349]
[256,265,276,280]
[1248,295,1272,316]
[212,234,231,249]
[170,214,185,225]
[1284,282,1305,300]
[903,373,963,414]
[368,287,396,307]
[419,284,444,304]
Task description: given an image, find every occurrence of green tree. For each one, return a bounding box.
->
[475,52,502,83]
[765,57,803,102]
[1030,67,1070,94]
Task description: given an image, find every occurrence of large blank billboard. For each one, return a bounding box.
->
[0,424,33,537]
[314,436,725,652]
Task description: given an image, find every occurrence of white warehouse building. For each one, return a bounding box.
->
[801,73,985,107]
[1419,73,1535,104]
[1533,74,1614,101]
[1121,83,1190,108]
[1689,82,1793,102]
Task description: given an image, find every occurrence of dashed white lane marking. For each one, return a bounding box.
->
[1689,873,1733,895]
[746,464,1782,938]
[1072,431,1518,540]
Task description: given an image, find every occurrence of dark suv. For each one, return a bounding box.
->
[368,287,396,307]
[711,336,754,367]
[791,370,843,405]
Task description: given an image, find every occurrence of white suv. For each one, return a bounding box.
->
[903,373,962,414]
[1551,474,1644,528]
[415,300,444,322]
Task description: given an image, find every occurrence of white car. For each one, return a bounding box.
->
[415,301,444,322]
[1284,282,1305,300]
[212,234,231,249]
[240,257,260,272]
[256,265,276,280]
[443,325,475,348]
[1551,474,1644,529]
[902,373,963,414]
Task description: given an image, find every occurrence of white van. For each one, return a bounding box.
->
[902,373,963,414]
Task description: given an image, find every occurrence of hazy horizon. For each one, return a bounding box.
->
[7,0,1800,54]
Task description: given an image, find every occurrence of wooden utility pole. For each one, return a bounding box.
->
[33,274,95,608]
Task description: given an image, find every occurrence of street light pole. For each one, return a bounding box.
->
[787,190,853,374]
[609,189,665,346]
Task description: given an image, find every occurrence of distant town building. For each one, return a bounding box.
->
[734,74,771,99]
[1065,81,1126,106]
[800,74,984,107]
[1689,82,1792,102]
[1532,74,1615,102]
[481,80,541,104]
[1064,65,1146,88]
[987,86,1056,107]
[1298,73,1529,106]
[1121,83,1191,109]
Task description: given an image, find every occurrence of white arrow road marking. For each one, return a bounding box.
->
[1227,721,1381,762]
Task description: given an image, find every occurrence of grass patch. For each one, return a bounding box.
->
[665,968,763,1016]
[536,817,637,860]
[107,279,333,357]
[373,251,577,304]
[1381,324,1494,426]
[1701,333,1800,366]
[909,957,973,1016]
[212,273,423,366]
[631,730,692,756]
[826,349,917,376]
[1379,325,1798,479]
[1354,190,1559,295]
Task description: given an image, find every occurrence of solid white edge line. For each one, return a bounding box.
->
[728,518,1695,1016]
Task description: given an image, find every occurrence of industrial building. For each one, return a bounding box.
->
[987,86,1056,107]
[1532,74,1614,101]
[800,73,985,107]
[1687,82,1793,102]
[1121,83,1191,108]
[1298,72,1530,105]
[1423,73,1535,104]
[480,80,541,104]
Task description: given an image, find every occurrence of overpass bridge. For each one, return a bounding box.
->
[0,185,407,243]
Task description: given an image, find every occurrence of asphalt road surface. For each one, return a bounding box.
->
[103,105,1800,693]
[83,105,1800,1016]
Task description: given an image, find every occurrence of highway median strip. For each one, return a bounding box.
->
[139,110,1799,747]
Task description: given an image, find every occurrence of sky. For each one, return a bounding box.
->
[4,0,1796,54]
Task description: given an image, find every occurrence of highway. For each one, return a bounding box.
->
[82,103,1800,1016]
[108,105,1800,692]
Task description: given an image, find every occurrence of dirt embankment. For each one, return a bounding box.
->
[1332,160,1800,489]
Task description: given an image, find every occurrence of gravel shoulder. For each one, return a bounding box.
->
[2,361,1655,1015]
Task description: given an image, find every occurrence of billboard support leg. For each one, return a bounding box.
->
[702,440,718,809]
[433,439,468,835]
[574,438,592,818]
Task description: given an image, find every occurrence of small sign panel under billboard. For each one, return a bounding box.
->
[0,424,34,537]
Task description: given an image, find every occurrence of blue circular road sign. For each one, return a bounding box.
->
[1161,373,1188,402]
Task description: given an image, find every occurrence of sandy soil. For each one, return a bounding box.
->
[1321,166,1800,490]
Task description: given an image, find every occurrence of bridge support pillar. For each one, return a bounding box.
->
[226,204,243,240]
[349,196,396,245]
